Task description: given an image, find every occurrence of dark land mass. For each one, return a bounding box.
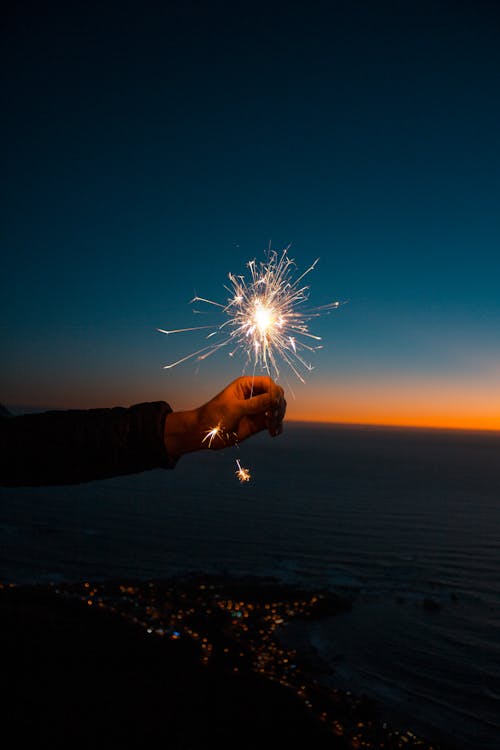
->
[1,576,453,749]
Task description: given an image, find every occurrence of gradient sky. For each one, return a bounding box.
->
[2,1,499,429]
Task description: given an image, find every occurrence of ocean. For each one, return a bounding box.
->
[1,422,499,749]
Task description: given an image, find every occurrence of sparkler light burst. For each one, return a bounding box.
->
[159,246,340,382]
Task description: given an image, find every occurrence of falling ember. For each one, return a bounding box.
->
[202,423,225,448]
[235,459,251,483]
[201,423,236,448]
[158,245,340,382]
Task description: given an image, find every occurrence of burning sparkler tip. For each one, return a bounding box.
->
[159,245,340,382]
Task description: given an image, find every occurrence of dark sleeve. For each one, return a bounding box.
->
[0,402,176,487]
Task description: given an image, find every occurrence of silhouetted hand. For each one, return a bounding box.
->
[199,375,286,444]
[164,376,286,460]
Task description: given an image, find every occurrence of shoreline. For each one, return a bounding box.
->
[1,574,456,750]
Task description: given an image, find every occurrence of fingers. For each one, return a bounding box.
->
[232,375,273,399]
[236,376,286,438]
[266,392,286,437]
[243,392,272,415]
[233,375,283,403]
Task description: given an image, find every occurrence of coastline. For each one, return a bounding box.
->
[1,574,456,750]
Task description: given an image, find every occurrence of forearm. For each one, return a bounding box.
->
[0,402,174,487]
[164,409,205,461]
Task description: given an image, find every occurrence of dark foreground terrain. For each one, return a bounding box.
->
[2,579,450,749]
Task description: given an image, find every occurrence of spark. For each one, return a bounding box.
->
[235,459,251,483]
[202,423,223,447]
[202,422,228,448]
[159,246,340,382]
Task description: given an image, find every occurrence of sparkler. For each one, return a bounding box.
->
[158,245,340,383]
[235,459,251,483]
[160,245,340,482]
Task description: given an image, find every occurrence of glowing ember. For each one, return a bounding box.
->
[235,459,251,483]
[201,423,236,448]
[253,301,274,334]
[202,423,225,448]
[158,246,340,382]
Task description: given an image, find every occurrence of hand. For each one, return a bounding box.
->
[164,376,286,460]
[198,376,286,446]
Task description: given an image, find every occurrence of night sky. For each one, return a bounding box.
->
[2,1,499,429]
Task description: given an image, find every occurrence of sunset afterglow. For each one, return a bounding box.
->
[289,379,500,432]
[2,2,498,435]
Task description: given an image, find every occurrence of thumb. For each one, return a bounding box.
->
[242,392,271,416]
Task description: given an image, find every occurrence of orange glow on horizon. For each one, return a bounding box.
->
[286,375,500,433]
[289,413,500,432]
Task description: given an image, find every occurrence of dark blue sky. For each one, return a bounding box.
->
[2,1,499,427]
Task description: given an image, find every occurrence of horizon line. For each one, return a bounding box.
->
[5,403,500,435]
[287,418,500,435]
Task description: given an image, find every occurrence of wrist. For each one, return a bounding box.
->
[164,409,202,460]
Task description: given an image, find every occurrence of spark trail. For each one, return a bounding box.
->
[235,459,251,483]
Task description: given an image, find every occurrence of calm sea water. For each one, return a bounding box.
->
[1,423,499,749]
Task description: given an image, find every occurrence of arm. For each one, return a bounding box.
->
[0,401,173,487]
[0,377,286,487]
